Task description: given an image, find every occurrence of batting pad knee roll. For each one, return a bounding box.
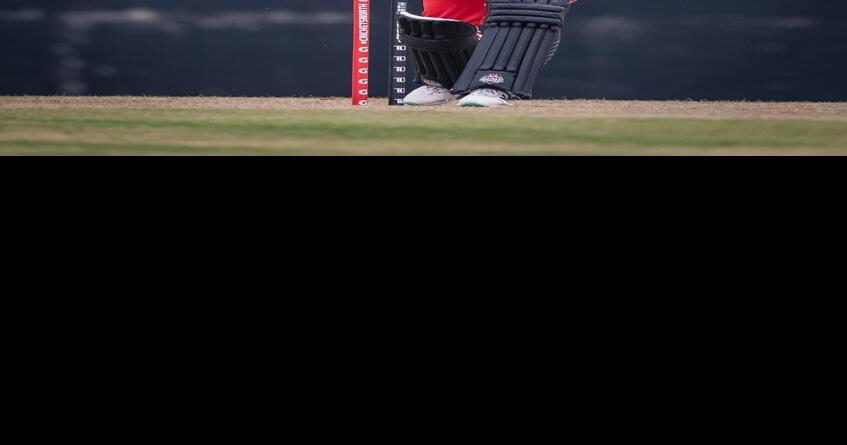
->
[398,12,479,89]
[452,0,574,99]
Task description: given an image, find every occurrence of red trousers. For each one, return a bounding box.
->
[422,0,577,27]
[422,0,487,27]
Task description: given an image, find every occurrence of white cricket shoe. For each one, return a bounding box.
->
[458,88,512,108]
[404,84,457,106]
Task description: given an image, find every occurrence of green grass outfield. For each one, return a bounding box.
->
[1,97,846,155]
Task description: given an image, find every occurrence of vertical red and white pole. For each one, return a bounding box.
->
[352,0,371,106]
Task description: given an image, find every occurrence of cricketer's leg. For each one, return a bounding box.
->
[423,0,487,27]
[455,0,578,107]
[400,0,487,106]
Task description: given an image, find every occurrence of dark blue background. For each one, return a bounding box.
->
[1,0,845,100]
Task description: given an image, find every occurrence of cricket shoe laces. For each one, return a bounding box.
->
[404,84,457,106]
[458,88,513,108]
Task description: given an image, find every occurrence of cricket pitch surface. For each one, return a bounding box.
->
[1,97,846,155]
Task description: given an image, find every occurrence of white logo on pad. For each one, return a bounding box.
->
[479,74,505,85]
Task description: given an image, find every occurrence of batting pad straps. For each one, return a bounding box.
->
[398,13,479,89]
[452,0,573,99]
[487,3,567,27]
